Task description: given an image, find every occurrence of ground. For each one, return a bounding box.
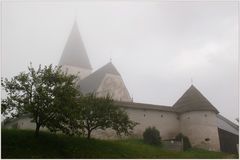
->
[1,129,238,159]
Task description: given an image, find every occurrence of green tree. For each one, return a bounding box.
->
[1,64,79,137]
[143,127,161,145]
[175,133,191,150]
[73,93,137,139]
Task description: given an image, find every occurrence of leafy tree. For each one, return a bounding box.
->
[175,133,191,150]
[73,93,137,139]
[143,127,161,145]
[1,64,79,137]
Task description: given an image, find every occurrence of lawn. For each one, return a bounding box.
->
[1,129,238,159]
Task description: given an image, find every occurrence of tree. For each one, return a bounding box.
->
[73,93,137,139]
[1,64,79,137]
[143,127,161,145]
[175,133,191,150]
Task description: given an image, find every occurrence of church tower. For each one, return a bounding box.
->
[59,21,92,80]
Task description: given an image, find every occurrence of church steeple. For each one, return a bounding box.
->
[59,21,92,79]
[59,21,92,69]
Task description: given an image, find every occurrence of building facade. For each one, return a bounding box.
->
[3,22,239,153]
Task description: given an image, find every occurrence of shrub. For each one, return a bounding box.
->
[175,133,191,151]
[143,127,161,145]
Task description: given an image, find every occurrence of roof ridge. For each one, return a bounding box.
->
[217,114,239,130]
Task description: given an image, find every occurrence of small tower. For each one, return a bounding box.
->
[173,85,220,151]
[59,21,92,80]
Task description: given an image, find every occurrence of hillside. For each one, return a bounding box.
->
[1,129,237,159]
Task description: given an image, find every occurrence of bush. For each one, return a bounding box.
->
[175,133,191,151]
[143,127,161,145]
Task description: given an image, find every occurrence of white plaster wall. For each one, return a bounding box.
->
[91,128,119,139]
[88,108,180,140]
[126,108,180,140]
[2,109,220,152]
[180,111,220,151]
[4,108,180,140]
[97,74,131,102]
[61,65,91,80]
[3,117,48,131]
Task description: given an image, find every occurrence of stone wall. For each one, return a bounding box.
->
[3,117,48,131]
[2,107,222,152]
[180,111,220,151]
[125,107,180,140]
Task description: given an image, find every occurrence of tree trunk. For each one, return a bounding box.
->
[35,123,40,137]
[87,130,91,139]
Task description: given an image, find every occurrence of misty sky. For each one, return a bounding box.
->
[1,1,239,123]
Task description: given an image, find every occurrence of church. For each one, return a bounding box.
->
[3,22,239,153]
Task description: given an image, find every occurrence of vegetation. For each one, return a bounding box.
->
[143,127,161,145]
[2,129,237,159]
[175,133,192,150]
[2,63,137,138]
[1,64,79,137]
[74,93,137,139]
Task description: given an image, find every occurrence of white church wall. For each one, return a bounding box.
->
[97,74,132,102]
[61,65,91,80]
[87,107,180,140]
[125,107,180,140]
[3,117,48,131]
[180,111,220,151]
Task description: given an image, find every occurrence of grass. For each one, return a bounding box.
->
[1,129,238,159]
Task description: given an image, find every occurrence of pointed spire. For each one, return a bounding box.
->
[173,85,219,113]
[59,21,92,69]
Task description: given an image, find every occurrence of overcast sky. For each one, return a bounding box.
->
[1,1,239,123]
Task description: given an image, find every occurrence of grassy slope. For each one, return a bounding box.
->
[1,129,237,159]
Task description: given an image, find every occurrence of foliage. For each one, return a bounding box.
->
[1,63,79,137]
[72,93,137,139]
[2,129,235,159]
[175,133,192,151]
[143,127,161,145]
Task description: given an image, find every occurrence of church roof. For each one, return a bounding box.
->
[217,114,239,131]
[173,85,219,113]
[59,21,92,69]
[115,101,175,112]
[79,62,120,94]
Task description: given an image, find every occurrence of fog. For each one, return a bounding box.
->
[1,1,239,123]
